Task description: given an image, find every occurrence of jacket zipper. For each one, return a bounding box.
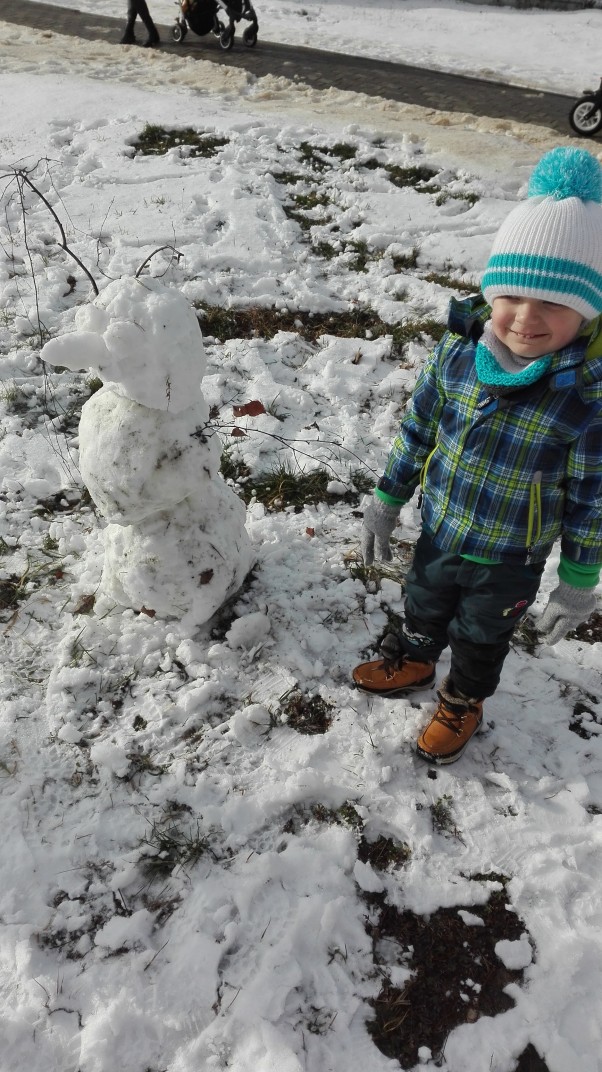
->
[525,470,542,562]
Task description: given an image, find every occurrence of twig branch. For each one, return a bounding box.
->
[135,245,183,278]
[13,166,99,295]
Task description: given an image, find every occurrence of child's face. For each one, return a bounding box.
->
[491,296,584,359]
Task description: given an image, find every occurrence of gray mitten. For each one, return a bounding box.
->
[361,495,401,565]
[536,581,597,644]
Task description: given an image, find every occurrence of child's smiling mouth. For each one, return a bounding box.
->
[512,329,547,340]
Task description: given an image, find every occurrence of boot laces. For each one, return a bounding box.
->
[433,699,470,736]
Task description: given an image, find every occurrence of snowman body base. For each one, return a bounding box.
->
[102,486,253,623]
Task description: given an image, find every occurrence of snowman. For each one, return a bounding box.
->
[41,275,253,625]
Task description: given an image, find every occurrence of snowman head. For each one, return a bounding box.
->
[42,276,206,413]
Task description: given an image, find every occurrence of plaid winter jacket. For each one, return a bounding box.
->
[377,295,602,567]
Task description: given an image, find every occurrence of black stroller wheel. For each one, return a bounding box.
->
[242,25,257,46]
[219,28,234,49]
[171,21,187,42]
[569,97,602,137]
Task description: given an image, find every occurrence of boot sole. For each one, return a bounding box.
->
[353,672,436,698]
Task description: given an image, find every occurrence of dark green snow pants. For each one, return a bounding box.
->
[398,530,545,698]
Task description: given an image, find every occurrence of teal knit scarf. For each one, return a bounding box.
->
[475,321,552,388]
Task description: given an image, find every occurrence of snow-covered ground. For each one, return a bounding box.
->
[25,0,602,95]
[1,8,602,1072]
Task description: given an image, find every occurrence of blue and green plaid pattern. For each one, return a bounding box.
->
[378,310,602,566]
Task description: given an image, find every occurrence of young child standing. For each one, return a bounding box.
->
[352,147,602,764]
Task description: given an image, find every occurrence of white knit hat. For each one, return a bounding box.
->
[481,147,602,321]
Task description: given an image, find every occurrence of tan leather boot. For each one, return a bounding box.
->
[352,656,436,697]
[416,677,483,764]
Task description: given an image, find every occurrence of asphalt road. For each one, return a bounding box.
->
[3,0,577,136]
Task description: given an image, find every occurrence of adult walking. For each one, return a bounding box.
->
[120,0,161,47]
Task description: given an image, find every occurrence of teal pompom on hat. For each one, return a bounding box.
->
[481,147,602,320]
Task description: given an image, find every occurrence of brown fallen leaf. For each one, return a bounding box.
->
[232,400,266,417]
[73,593,96,615]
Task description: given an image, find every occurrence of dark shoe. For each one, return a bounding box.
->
[416,677,483,764]
[352,656,436,697]
[143,31,161,47]
[119,30,137,43]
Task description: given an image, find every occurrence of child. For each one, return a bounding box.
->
[352,146,602,764]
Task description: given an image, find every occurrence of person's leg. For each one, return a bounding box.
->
[416,558,545,763]
[137,0,161,45]
[120,0,138,43]
[397,530,465,661]
[447,557,545,698]
[352,532,462,695]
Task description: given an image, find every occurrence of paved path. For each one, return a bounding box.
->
[3,0,575,136]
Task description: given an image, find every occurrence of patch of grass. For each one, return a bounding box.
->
[312,240,338,260]
[569,610,602,644]
[392,249,419,271]
[430,794,460,838]
[69,630,98,667]
[272,170,306,185]
[328,142,358,161]
[0,381,30,416]
[336,801,364,831]
[281,691,334,735]
[41,534,59,554]
[132,123,229,157]
[385,164,439,190]
[140,816,216,879]
[346,240,373,272]
[0,577,22,613]
[568,700,602,740]
[391,317,446,347]
[298,141,330,171]
[245,464,331,510]
[358,834,411,871]
[366,878,532,1068]
[296,141,357,169]
[285,209,314,232]
[346,554,408,591]
[291,190,331,211]
[123,747,167,780]
[349,468,375,496]
[282,799,364,835]
[435,189,479,207]
[33,491,84,518]
[84,374,104,396]
[196,303,445,355]
[421,270,474,293]
[0,556,67,619]
[303,1006,338,1035]
[234,463,366,511]
[220,445,251,483]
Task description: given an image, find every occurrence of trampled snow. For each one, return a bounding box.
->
[1,6,602,1072]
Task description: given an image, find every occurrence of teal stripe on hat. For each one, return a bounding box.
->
[481,267,602,309]
[484,252,602,291]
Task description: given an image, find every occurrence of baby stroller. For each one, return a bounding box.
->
[172,0,258,50]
